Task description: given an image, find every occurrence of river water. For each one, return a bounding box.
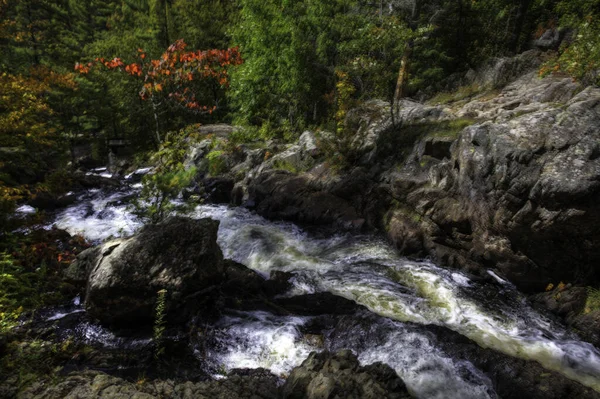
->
[49,178,600,398]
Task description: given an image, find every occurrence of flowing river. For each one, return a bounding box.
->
[49,177,600,398]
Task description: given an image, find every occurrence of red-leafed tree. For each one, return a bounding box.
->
[75,39,242,144]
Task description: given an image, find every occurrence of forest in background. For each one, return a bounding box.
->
[1,0,600,223]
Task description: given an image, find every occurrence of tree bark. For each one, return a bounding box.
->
[152,98,161,147]
[393,0,420,106]
[393,41,412,105]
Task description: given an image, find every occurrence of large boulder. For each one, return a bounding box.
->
[72,217,226,325]
[248,169,364,230]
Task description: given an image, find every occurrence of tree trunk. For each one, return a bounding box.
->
[152,98,161,147]
[510,0,531,53]
[393,0,420,106]
[393,41,412,105]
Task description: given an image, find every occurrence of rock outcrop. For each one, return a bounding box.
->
[71,217,226,325]
[282,350,411,399]
[391,73,600,291]
[179,50,599,305]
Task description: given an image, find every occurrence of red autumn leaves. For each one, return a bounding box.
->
[75,39,242,113]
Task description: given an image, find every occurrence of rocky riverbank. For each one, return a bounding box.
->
[178,50,599,344]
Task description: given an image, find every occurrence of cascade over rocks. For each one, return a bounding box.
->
[70,217,226,325]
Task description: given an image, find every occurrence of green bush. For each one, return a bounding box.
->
[132,166,197,224]
[206,150,227,176]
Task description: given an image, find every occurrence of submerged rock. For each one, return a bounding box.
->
[73,217,226,325]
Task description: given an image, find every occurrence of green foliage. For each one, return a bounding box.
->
[131,128,199,223]
[0,254,24,333]
[0,230,89,334]
[206,150,227,176]
[0,337,89,393]
[584,287,600,314]
[229,0,411,137]
[132,165,196,224]
[541,20,600,85]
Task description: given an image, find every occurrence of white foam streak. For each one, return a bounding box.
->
[206,312,315,378]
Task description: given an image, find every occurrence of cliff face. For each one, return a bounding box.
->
[185,51,600,294]
[379,73,600,292]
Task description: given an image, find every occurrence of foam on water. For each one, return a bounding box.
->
[53,189,142,242]
[205,311,316,378]
[192,205,600,392]
[204,310,496,399]
[16,204,36,214]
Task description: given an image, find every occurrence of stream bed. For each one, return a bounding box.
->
[45,178,600,398]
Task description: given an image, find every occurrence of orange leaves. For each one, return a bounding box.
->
[74,62,90,74]
[74,39,243,114]
[125,63,142,77]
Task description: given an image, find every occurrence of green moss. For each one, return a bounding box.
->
[584,287,600,314]
[428,84,482,105]
[426,118,476,139]
[206,150,227,175]
[378,118,475,162]
[272,157,314,174]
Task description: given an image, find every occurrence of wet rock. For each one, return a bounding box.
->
[77,217,225,325]
[281,350,411,399]
[248,170,361,230]
[275,293,362,316]
[74,171,122,189]
[571,311,600,349]
[203,176,235,204]
[385,209,425,256]
[28,191,77,211]
[530,285,588,320]
[264,270,295,297]
[221,259,267,300]
[531,286,600,348]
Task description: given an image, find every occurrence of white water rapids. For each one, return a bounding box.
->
[49,183,600,398]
